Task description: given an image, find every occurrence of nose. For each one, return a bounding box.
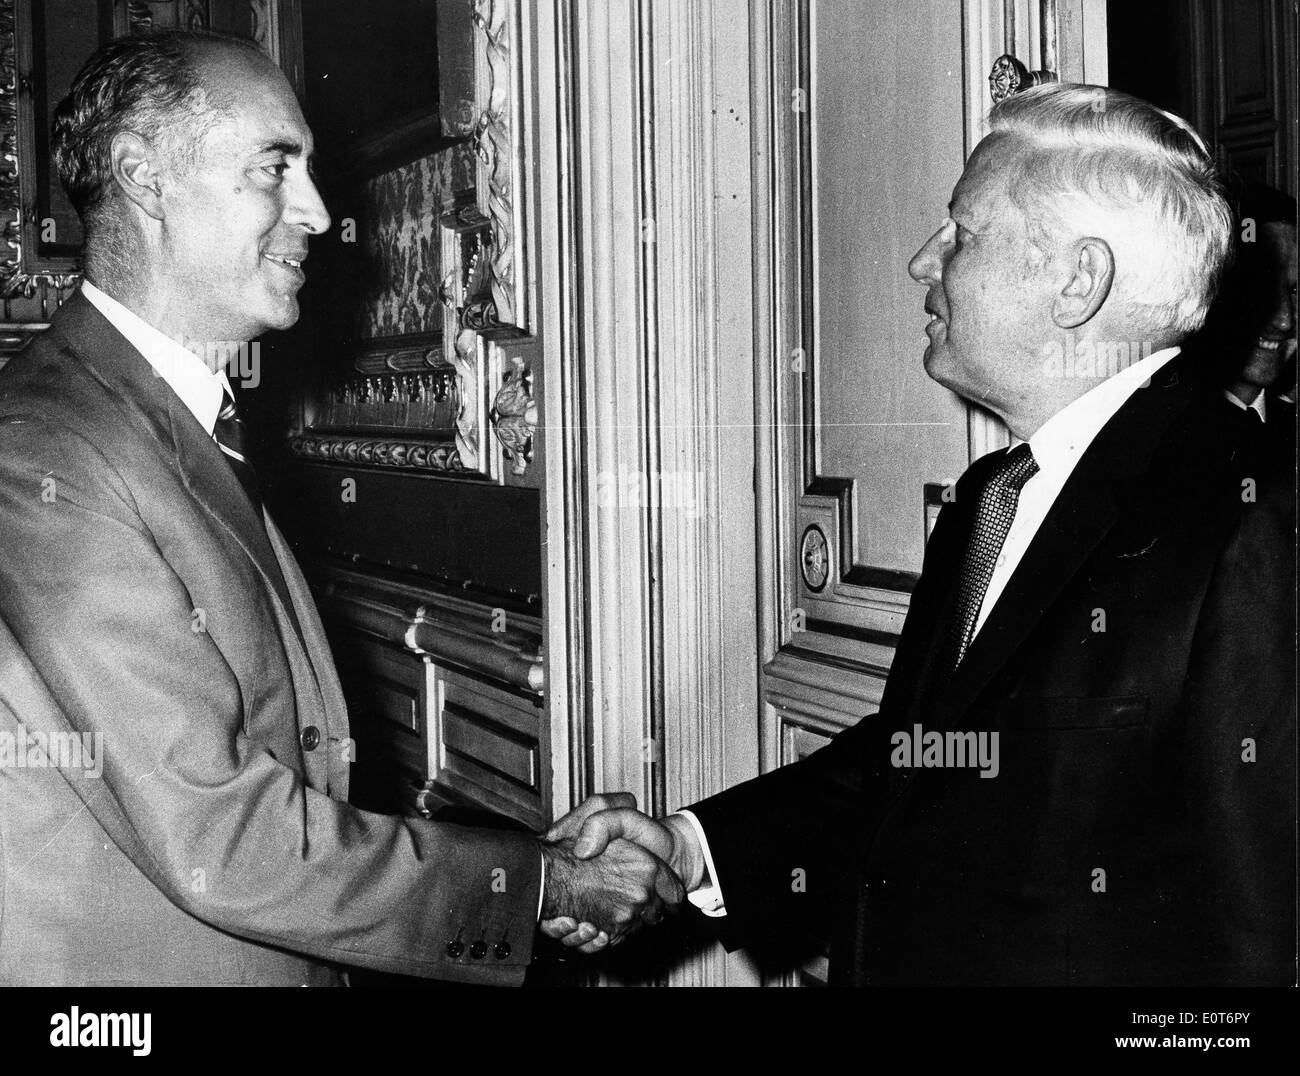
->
[288,171,331,236]
[1269,286,1295,335]
[909,222,950,285]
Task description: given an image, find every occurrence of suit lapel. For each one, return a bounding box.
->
[263,514,351,799]
[936,467,1118,724]
[930,351,1203,726]
[880,449,1000,725]
[47,293,305,650]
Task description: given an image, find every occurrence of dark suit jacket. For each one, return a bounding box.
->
[691,347,1296,986]
[1230,391,1297,463]
[0,293,540,985]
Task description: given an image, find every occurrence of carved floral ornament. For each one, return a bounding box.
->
[471,0,519,329]
[290,432,462,473]
[800,525,830,593]
[988,53,1058,104]
[331,369,455,407]
[490,357,536,476]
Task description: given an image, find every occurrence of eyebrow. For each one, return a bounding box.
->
[257,139,314,163]
[948,201,978,229]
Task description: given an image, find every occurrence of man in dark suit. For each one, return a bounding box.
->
[1204,183,1297,460]
[544,85,1295,985]
[0,29,677,986]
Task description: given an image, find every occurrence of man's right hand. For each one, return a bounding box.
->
[539,825,685,951]
[539,799,706,953]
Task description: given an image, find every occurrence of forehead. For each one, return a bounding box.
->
[196,47,313,153]
[1260,221,1297,267]
[950,134,1016,218]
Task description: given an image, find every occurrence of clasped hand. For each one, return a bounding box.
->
[538,793,699,953]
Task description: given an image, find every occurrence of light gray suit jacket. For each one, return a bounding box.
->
[0,292,540,985]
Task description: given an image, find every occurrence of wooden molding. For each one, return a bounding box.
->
[534,0,763,988]
[309,562,543,696]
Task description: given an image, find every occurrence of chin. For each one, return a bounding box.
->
[1239,356,1281,389]
[252,298,302,335]
[923,346,955,387]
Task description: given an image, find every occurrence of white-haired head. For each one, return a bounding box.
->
[987,83,1232,338]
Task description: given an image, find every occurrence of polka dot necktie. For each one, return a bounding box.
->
[214,391,262,512]
[945,442,1039,670]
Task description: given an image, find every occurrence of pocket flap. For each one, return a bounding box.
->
[997,694,1149,730]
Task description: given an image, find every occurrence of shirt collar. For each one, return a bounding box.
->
[80,280,231,436]
[1222,386,1267,421]
[1016,345,1183,477]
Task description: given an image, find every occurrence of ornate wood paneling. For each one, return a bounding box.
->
[313,563,545,828]
[531,0,764,986]
[1207,0,1295,193]
[761,0,968,707]
[274,1,550,846]
[288,2,540,488]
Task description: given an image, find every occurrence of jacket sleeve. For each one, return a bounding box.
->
[0,415,541,983]
[681,467,979,953]
[684,712,895,953]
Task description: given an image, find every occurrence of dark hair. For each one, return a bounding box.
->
[51,29,261,234]
[1237,182,1297,229]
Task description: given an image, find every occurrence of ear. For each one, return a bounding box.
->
[1051,237,1114,329]
[109,132,166,222]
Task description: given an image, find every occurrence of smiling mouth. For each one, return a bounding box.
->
[264,253,305,270]
[1255,336,1288,352]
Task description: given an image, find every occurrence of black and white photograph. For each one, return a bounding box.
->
[0,0,1294,1057]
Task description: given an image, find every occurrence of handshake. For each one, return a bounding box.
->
[537,794,708,952]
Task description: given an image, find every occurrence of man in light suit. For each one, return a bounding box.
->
[0,29,678,986]
[546,85,1295,985]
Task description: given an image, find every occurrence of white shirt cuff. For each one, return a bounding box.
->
[537,848,546,921]
[673,809,727,917]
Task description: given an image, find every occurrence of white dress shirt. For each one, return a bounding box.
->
[1223,386,1267,422]
[683,344,1184,916]
[80,281,233,437]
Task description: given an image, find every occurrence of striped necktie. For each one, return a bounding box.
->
[214,390,262,511]
[944,442,1039,670]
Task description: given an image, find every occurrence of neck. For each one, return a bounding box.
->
[88,272,242,374]
[1001,327,1179,440]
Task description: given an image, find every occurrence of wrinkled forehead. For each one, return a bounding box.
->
[950,133,1018,220]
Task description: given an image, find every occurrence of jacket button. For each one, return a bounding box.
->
[494,941,511,960]
[469,940,487,959]
[300,726,321,751]
[446,940,465,958]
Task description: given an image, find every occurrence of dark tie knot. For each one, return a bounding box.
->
[988,442,1039,492]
